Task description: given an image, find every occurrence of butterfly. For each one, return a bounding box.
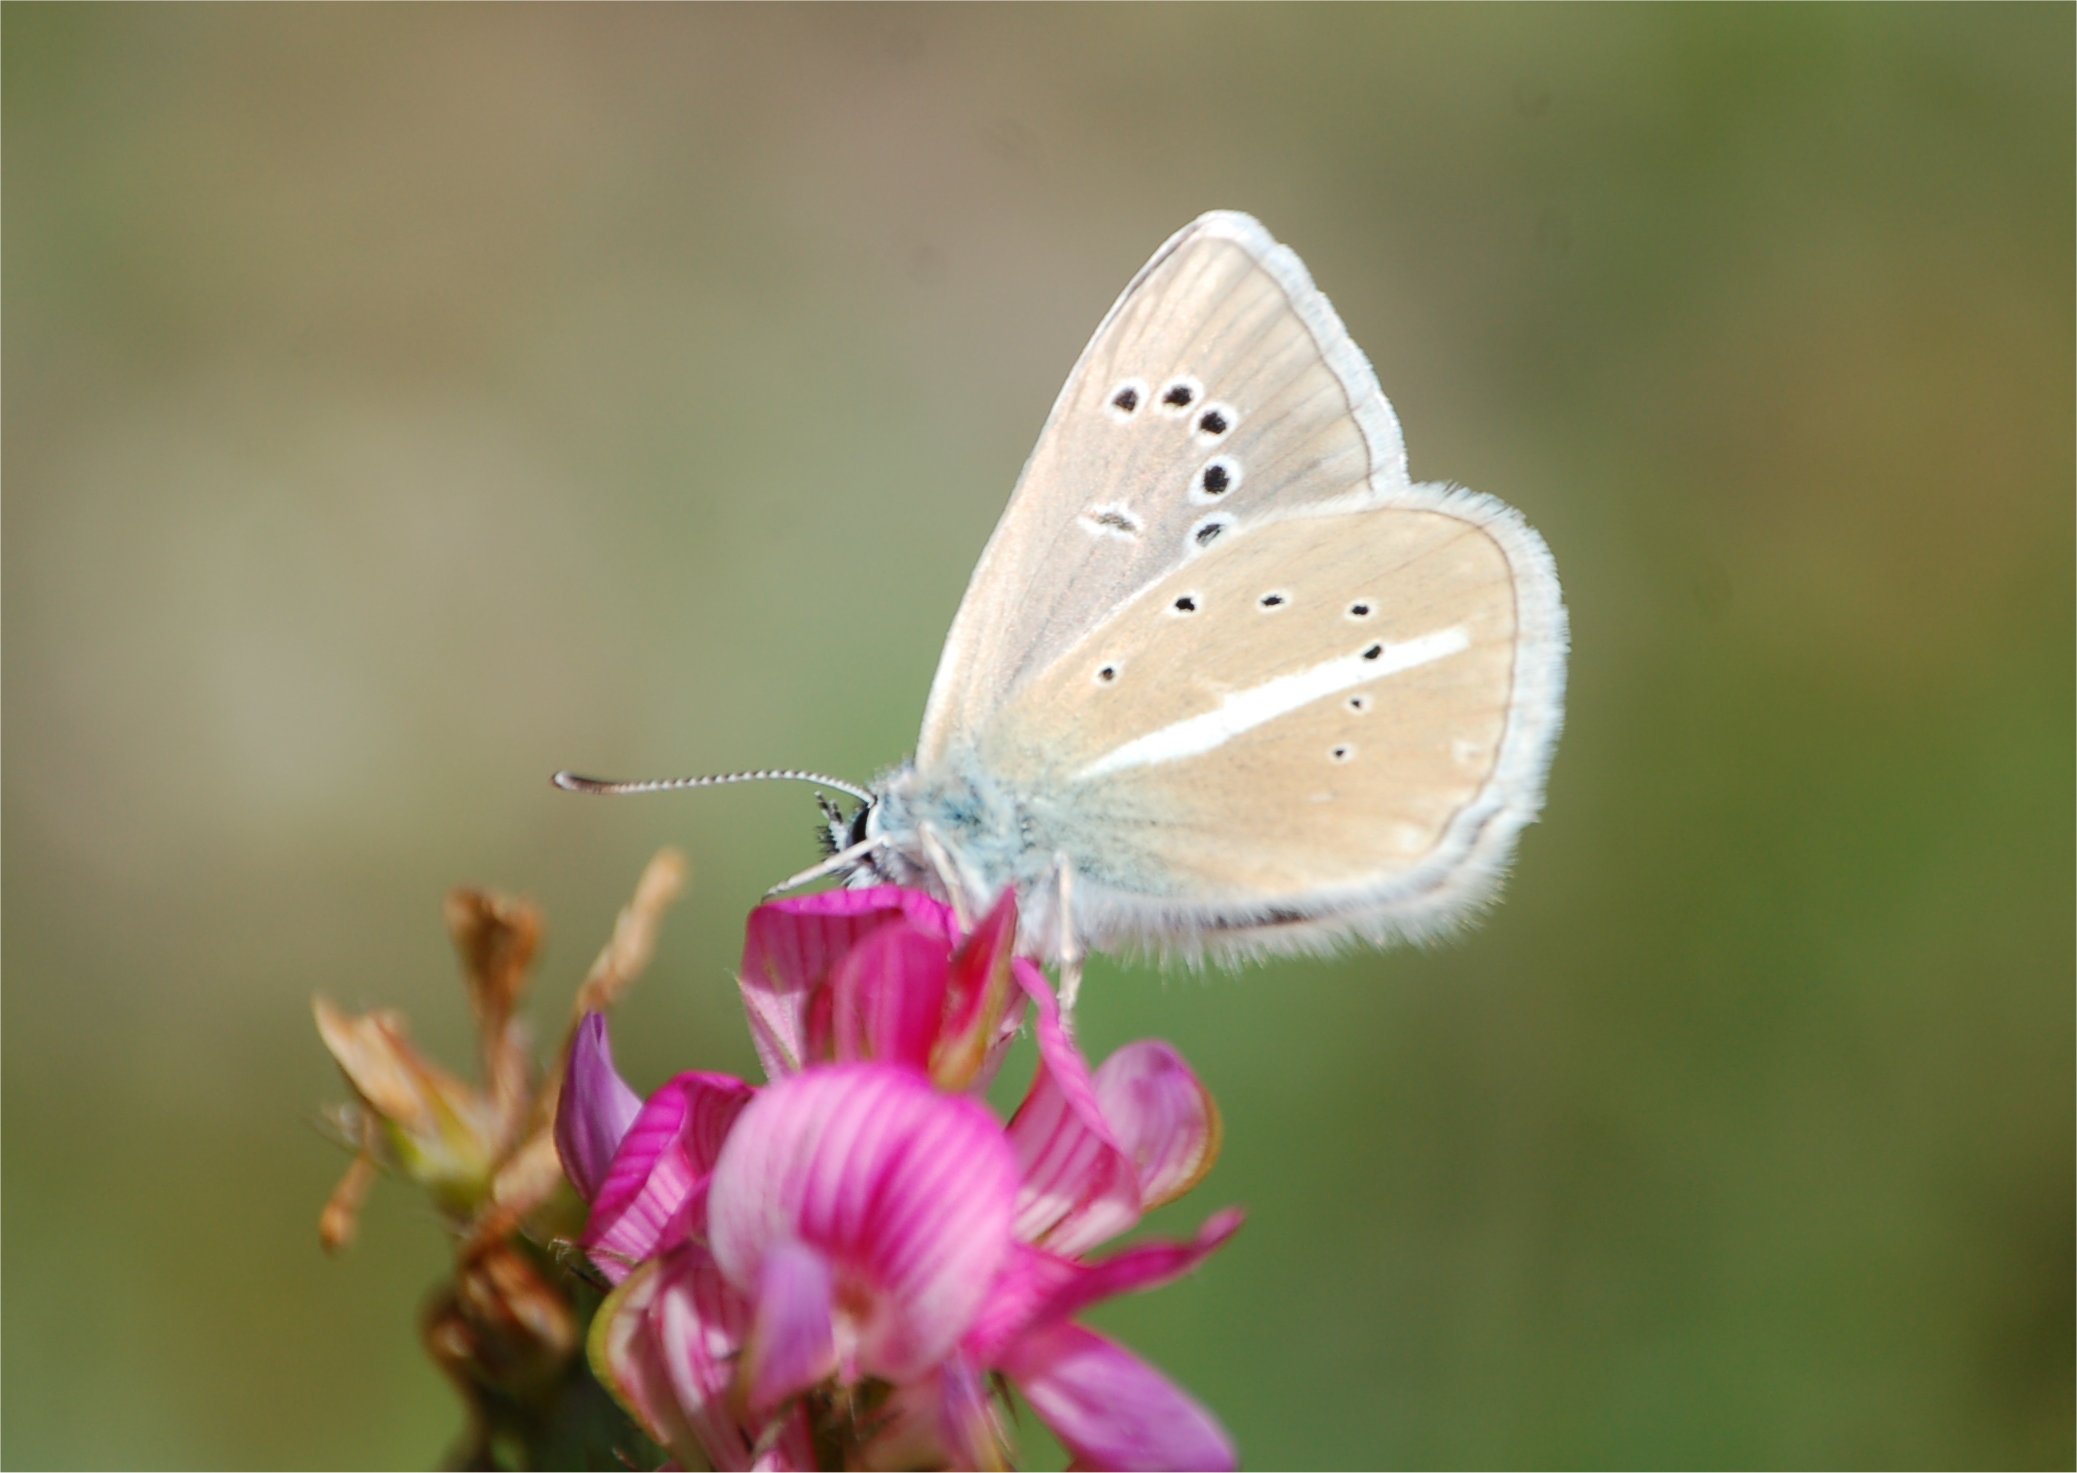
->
[559,212,1567,994]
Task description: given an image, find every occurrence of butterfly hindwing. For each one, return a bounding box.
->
[969,489,1564,955]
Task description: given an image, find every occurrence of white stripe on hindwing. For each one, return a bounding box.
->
[1076,626,1472,780]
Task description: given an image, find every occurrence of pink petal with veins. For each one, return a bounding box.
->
[592,1260,708,1466]
[967,1210,1242,1364]
[707,1063,1019,1384]
[646,1245,815,1471]
[963,1241,1080,1364]
[584,1071,756,1281]
[931,891,1039,1094]
[1006,969,1141,1255]
[1094,1041,1224,1210]
[944,889,1018,1038]
[826,923,952,1072]
[1001,1320,1237,1473]
[739,889,956,1078]
[1028,1209,1244,1337]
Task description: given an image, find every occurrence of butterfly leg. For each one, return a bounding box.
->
[917,822,974,928]
[1053,853,1083,1023]
[764,834,883,896]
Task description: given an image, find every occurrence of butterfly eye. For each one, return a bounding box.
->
[1156,376,1203,415]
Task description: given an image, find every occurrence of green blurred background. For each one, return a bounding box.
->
[5,6,2071,1468]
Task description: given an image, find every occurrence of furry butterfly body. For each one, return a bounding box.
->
[835,212,1568,963]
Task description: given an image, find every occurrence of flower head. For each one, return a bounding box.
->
[559,888,1241,1471]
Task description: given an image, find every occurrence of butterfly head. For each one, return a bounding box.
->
[814,791,875,863]
[808,770,940,895]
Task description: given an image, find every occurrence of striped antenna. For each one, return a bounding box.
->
[553,768,874,804]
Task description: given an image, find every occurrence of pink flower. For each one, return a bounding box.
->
[555,889,1240,1471]
[739,886,1033,1091]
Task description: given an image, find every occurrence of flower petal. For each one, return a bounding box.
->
[1005,971,1141,1255]
[826,922,953,1073]
[588,1257,714,1469]
[648,1244,818,1472]
[1001,1321,1236,1472]
[708,1063,1020,1383]
[967,1211,1241,1364]
[931,890,1030,1093]
[585,1071,756,1280]
[1093,1041,1223,1211]
[1036,1209,1244,1337]
[962,1241,1080,1364]
[740,1238,839,1417]
[935,1351,1011,1472]
[739,888,957,1078]
[555,1013,645,1202]
[865,1353,1010,1472]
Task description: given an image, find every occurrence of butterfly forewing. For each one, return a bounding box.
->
[918,213,1408,768]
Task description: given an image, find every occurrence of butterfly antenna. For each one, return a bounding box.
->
[552,768,874,804]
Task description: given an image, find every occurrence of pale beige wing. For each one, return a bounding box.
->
[973,490,1567,955]
[916,211,1409,768]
